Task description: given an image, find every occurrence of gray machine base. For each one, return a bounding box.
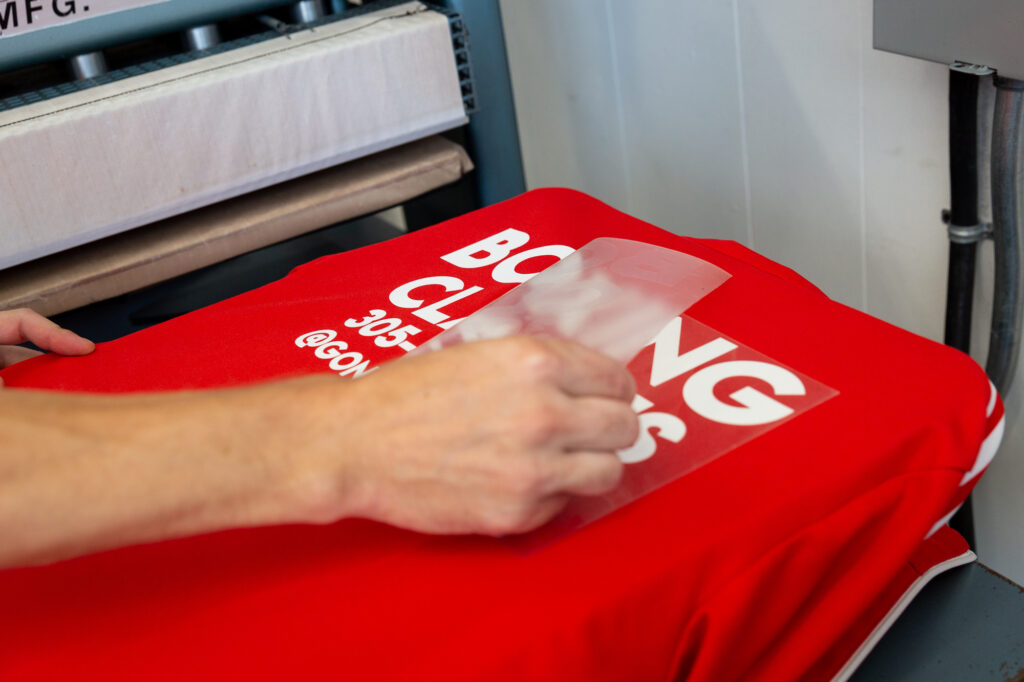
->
[853,562,1024,681]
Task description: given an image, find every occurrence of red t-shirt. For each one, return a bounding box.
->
[0,188,1003,681]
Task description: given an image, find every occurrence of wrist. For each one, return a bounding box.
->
[262,375,373,526]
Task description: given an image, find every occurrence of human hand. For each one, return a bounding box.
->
[0,335,633,566]
[289,337,639,536]
[0,308,95,383]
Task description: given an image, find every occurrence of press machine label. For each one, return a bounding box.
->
[0,0,169,38]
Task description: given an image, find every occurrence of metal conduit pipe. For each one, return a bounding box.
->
[945,65,989,549]
[987,75,1024,396]
[945,67,985,355]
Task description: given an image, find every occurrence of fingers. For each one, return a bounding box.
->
[335,336,640,538]
[504,495,571,535]
[506,338,639,500]
[490,453,620,536]
[550,396,639,451]
[546,451,625,496]
[532,395,636,498]
[48,329,97,357]
[522,337,636,401]
[0,309,94,357]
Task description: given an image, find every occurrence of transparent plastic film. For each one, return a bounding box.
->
[414,238,837,549]
[416,238,732,362]
[516,315,838,550]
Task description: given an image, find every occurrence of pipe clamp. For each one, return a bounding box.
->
[948,222,992,244]
[951,62,995,77]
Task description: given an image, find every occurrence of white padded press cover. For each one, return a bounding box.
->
[0,2,466,269]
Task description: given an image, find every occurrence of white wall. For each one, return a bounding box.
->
[500,0,1024,584]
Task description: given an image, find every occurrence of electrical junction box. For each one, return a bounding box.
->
[874,0,1024,78]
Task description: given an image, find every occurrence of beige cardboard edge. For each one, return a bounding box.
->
[0,136,473,317]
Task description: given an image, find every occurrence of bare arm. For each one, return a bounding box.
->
[0,336,638,568]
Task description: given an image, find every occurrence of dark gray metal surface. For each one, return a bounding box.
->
[852,563,1024,681]
[434,0,526,206]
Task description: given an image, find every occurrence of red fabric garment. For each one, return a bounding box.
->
[0,188,1002,681]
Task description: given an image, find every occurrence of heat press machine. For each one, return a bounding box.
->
[0,0,523,335]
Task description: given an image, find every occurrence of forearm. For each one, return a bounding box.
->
[0,377,338,568]
[0,337,637,568]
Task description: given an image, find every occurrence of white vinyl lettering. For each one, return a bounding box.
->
[295,329,337,347]
[440,228,530,269]
[314,340,349,359]
[631,394,655,413]
[344,310,387,328]
[295,329,377,377]
[387,277,483,325]
[414,286,484,325]
[337,359,373,378]
[618,411,687,464]
[328,351,366,371]
[389,276,464,310]
[374,324,421,349]
[648,317,737,387]
[682,360,805,426]
[359,318,402,337]
[437,317,464,330]
[491,244,575,284]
